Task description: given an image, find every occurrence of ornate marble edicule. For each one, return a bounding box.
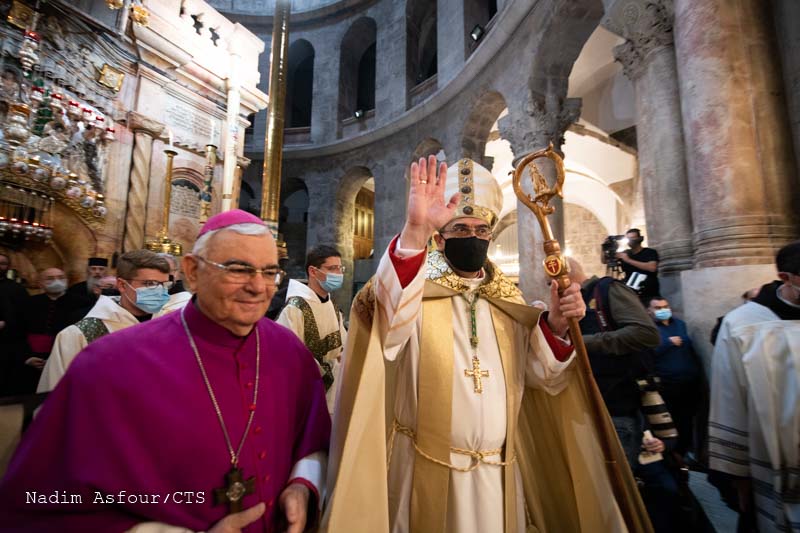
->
[0,0,267,284]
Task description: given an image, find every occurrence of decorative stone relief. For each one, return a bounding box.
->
[613,0,674,80]
[498,92,581,156]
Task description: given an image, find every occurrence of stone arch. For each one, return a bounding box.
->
[240,167,263,215]
[287,39,315,128]
[406,0,437,89]
[333,166,373,306]
[405,137,447,198]
[461,90,508,164]
[2,202,98,287]
[411,137,445,162]
[338,17,377,121]
[279,177,309,277]
[525,2,603,112]
[493,210,517,242]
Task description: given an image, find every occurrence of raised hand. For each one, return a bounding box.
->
[399,155,461,249]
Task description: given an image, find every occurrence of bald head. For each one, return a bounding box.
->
[567,257,587,286]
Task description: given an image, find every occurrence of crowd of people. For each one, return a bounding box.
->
[0,252,191,397]
[0,155,797,532]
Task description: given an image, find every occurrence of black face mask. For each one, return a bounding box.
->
[443,237,490,273]
[101,287,120,297]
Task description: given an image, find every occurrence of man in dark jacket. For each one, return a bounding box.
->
[568,257,661,464]
[647,295,703,458]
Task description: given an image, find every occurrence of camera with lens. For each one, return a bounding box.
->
[601,235,626,265]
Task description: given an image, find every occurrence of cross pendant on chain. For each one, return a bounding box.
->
[213,466,256,513]
[464,356,490,394]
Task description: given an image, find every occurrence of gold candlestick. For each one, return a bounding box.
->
[145,149,182,255]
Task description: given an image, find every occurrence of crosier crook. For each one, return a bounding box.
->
[512,143,651,533]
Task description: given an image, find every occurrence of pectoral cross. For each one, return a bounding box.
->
[213,466,256,513]
[464,356,490,394]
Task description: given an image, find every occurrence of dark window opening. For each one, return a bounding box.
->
[356,43,376,111]
[287,47,315,128]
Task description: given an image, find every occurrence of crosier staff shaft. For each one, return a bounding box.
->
[512,143,651,533]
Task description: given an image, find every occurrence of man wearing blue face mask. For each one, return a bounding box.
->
[38,250,190,392]
[647,296,703,460]
[277,244,347,414]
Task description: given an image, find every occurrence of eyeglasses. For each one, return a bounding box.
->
[440,223,493,239]
[124,278,173,290]
[313,264,346,274]
[196,256,285,285]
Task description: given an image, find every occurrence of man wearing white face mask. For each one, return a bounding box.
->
[16,268,74,393]
[277,244,347,414]
[38,250,190,393]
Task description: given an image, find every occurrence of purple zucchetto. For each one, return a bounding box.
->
[197,209,265,238]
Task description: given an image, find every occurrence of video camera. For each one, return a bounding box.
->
[601,235,626,266]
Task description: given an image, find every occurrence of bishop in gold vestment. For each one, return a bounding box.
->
[323,156,650,533]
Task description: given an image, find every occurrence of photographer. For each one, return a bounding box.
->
[617,228,660,302]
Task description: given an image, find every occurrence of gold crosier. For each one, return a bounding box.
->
[512,143,640,533]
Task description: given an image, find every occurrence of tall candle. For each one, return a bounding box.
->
[209,118,216,146]
[168,129,173,147]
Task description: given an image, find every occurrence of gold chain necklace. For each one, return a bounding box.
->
[180,307,260,513]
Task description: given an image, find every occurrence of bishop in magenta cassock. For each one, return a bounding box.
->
[0,210,331,533]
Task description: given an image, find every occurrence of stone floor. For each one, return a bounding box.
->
[688,471,738,532]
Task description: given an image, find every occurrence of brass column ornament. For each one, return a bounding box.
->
[260,0,291,239]
[512,143,653,533]
[200,144,218,224]
[145,149,181,255]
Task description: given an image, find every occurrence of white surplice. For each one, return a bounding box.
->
[276,279,346,414]
[709,300,800,532]
[376,246,575,533]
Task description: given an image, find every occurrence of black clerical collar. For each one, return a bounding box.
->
[317,293,330,303]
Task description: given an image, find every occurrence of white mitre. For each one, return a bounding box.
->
[444,158,503,228]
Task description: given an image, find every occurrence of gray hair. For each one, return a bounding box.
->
[155,252,178,270]
[191,222,269,256]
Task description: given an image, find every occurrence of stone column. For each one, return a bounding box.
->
[674,0,798,267]
[772,0,800,180]
[221,46,242,212]
[612,0,693,305]
[375,0,408,125]
[437,0,467,85]
[310,33,339,143]
[498,92,581,303]
[123,112,164,252]
[673,0,800,361]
